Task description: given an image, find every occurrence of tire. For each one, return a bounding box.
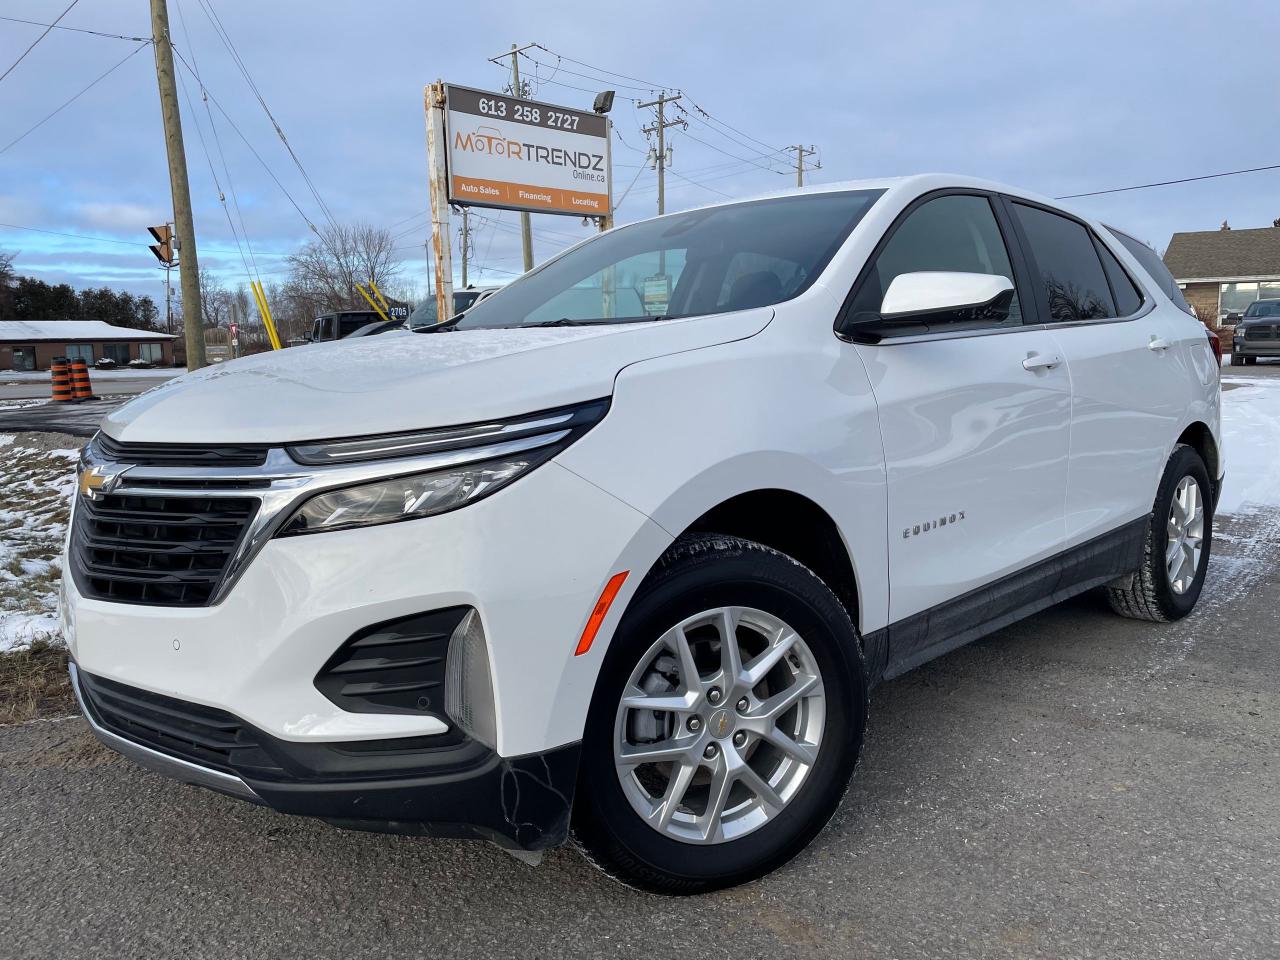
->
[572,533,867,895]
[1107,444,1212,622]
[1230,352,1244,366]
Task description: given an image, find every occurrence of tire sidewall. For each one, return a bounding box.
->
[575,541,866,889]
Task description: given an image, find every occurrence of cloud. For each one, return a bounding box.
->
[76,201,168,232]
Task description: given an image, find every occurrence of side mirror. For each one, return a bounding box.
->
[880,271,1015,321]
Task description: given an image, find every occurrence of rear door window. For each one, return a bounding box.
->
[1011,203,1115,322]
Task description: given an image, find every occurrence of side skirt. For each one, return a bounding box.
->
[879,517,1147,682]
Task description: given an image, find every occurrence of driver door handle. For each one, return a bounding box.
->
[1148,336,1170,352]
[1022,353,1062,371]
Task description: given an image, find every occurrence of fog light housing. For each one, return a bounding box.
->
[444,610,497,750]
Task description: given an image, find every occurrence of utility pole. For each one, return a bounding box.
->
[458,207,471,288]
[149,0,205,370]
[489,43,538,272]
[786,144,820,187]
[639,92,685,216]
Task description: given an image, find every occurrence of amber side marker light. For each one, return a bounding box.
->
[575,571,629,656]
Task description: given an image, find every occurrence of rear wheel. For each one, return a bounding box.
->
[572,534,866,894]
[1107,445,1212,622]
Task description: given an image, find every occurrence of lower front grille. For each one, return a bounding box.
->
[76,670,286,779]
[70,491,258,606]
[314,607,468,716]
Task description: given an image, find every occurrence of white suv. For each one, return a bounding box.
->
[63,175,1222,894]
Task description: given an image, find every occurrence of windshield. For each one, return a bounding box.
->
[1244,300,1280,318]
[452,190,884,330]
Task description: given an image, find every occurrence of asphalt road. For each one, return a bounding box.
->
[0,374,178,401]
[0,397,126,437]
[2,517,1278,958]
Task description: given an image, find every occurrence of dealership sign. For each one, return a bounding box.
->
[443,84,611,218]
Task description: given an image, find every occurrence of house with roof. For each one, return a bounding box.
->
[0,320,175,371]
[1163,225,1280,326]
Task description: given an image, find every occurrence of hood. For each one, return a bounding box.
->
[103,309,773,444]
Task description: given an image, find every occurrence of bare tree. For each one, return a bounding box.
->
[199,268,232,328]
[286,223,403,315]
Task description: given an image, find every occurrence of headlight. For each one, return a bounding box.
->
[279,452,547,535]
[277,399,608,536]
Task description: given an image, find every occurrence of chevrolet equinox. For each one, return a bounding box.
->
[64,175,1223,894]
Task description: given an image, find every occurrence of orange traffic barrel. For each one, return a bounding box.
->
[69,358,94,402]
[50,358,73,403]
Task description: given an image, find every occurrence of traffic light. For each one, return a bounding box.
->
[147,224,176,265]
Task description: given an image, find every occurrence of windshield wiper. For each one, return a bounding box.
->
[526,315,678,328]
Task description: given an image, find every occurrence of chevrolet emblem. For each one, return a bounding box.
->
[78,464,129,501]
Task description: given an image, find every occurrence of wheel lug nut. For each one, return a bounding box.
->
[687,716,702,732]
[736,697,749,713]
[707,687,723,705]
[703,743,718,760]
[733,731,747,747]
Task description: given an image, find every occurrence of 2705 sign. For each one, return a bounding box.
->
[444,84,611,217]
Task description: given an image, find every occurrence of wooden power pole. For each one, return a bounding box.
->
[639,92,685,216]
[787,144,820,187]
[149,0,205,370]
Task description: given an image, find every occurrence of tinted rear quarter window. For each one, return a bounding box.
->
[1108,228,1194,314]
[1095,241,1143,316]
[1012,203,1115,322]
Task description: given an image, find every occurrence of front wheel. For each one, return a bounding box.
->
[1230,352,1244,366]
[572,534,867,894]
[1107,444,1212,622]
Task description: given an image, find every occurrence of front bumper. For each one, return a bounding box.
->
[64,459,670,758]
[70,661,580,850]
[1232,340,1280,357]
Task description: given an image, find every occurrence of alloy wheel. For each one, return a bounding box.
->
[613,606,826,845]
[1166,475,1205,595]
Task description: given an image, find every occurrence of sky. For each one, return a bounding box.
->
[1,0,1278,306]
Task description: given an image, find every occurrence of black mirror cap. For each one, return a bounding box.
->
[845,287,1015,344]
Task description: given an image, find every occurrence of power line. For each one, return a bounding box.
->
[530,43,667,91]
[170,45,336,262]
[520,50,655,93]
[1055,163,1280,200]
[0,220,288,258]
[0,14,148,42]
[192,0,340,234]
[0,40,150,156]
[0,0,80,85]
[666,169,735,200]
[677,128,787,176]
[174,0,261,285]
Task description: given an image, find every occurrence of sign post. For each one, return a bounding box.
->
[425,81,455,326]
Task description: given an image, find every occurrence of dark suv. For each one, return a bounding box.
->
[1231,299,1280,365]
